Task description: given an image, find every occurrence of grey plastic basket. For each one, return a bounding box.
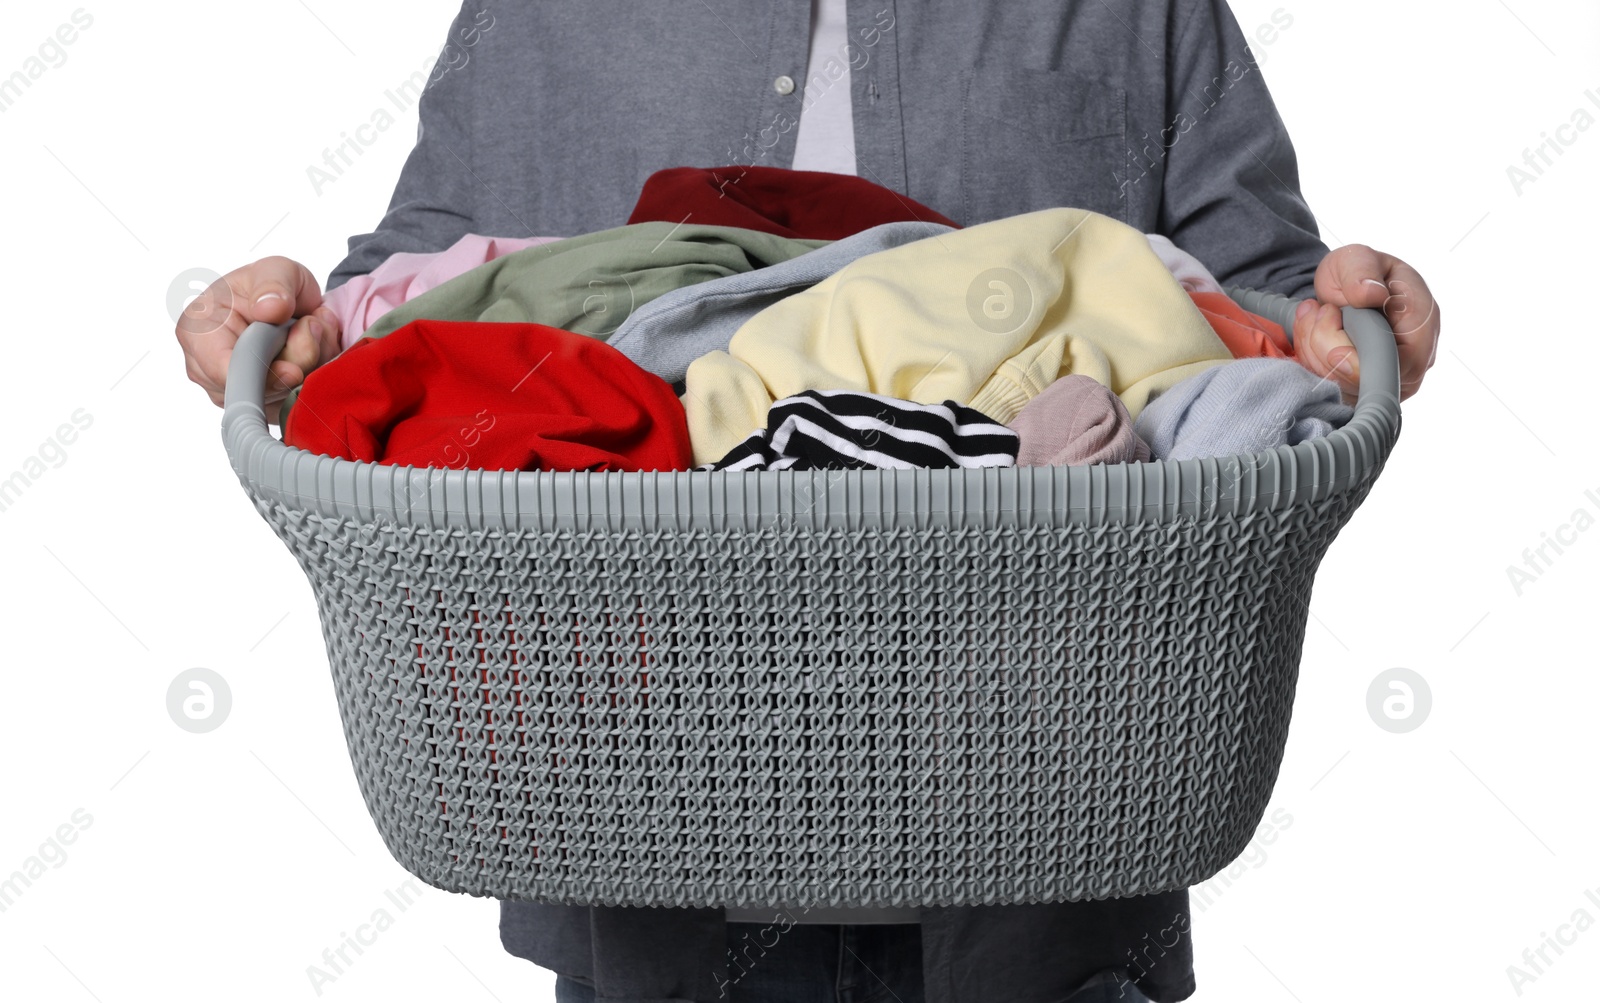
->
[222,287,1401,922]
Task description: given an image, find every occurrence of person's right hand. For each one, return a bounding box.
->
[177,256,342,424]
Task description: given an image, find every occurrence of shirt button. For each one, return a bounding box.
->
[773,75,796,95]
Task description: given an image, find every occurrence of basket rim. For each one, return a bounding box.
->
[221,288,1401,531]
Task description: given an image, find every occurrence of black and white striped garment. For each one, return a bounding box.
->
[704,389,1019,471]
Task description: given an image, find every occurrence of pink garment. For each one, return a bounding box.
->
[1144,234,1225,294]
[326,234,563,349]
[1008,374,1151,466]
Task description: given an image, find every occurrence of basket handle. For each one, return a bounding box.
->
[222,320,292,420]
[1223,286,1401,409]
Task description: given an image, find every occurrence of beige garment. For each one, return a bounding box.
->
[682,207,1231,465]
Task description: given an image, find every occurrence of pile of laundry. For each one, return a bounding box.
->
[283,167,1352,474]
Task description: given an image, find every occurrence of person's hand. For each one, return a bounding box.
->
[176,256,342,424]
[1291,244,1439,402]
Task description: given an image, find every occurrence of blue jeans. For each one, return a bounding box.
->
[552,922,1152,1002]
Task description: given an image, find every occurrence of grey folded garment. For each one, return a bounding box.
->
[1133,357,1353,461]
[607,220,956,385]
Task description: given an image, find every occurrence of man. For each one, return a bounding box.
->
[178,2,1438,999]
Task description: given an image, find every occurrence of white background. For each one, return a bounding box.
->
[0,2,1595,1001]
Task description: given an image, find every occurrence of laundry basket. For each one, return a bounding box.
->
[222,286,1401,920]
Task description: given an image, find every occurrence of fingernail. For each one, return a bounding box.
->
[255,292,287,307]
[307,318,324,342]
[1295,300,1315,322]
[1362,278,1389,291]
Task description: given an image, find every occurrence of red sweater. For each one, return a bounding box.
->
[285,319,691,472]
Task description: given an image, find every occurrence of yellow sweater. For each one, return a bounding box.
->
[682,207,1234,466]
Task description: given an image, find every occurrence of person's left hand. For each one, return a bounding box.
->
[1291,244,1439,402]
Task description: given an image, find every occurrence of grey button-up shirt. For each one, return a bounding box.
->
[327,3,1330,1000]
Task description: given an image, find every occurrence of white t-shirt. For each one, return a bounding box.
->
[790,0,857,175]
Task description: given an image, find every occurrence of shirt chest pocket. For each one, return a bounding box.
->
[960,67,1129,226]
